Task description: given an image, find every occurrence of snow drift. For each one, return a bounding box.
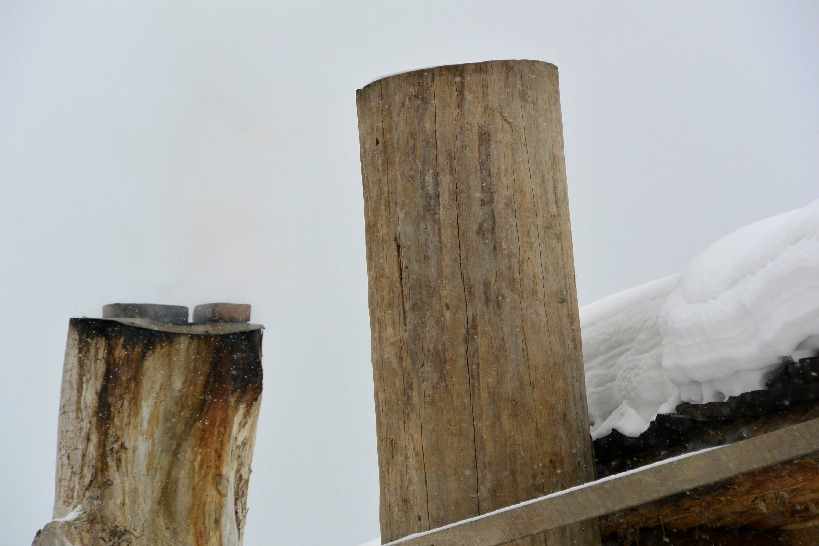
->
[583,200,819,440]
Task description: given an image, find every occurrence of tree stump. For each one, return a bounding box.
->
[357,60,600,545]
[32,305,263,546]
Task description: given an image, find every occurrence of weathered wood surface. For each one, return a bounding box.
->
[602,454,819,535]
[357,60,598,545]
[381,417,819,546]
[31,318,263,546]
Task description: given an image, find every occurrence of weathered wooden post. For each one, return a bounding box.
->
[32,303,263,546]
[357,60,600,545]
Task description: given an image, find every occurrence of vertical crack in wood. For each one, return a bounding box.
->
[394,237,407,330]
[416,71,438,530]
[498,62,540,546]
[419,401,430,529]
[516,67,558,496]
[502,64,536,409]
[451,67,482,515]
[379,79,400,541]
[359,62,596,544]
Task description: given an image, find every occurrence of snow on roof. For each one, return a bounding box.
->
[583,199,819,440]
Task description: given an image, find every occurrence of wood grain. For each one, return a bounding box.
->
[32,318,263,546]
[601,455,819,534]
[357,60,598,545]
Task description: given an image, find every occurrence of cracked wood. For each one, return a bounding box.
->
[357,60,599,545]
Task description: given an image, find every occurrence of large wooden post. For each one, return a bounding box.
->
[32,304,263,546]
[357,60,600,545]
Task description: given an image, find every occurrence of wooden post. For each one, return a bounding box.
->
[357,60,600,545]
[32,304,263,546]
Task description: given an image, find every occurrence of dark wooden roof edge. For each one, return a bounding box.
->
[594,356,819,478]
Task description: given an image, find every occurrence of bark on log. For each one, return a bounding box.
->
[31,316,263,546]
[357,60,600,545]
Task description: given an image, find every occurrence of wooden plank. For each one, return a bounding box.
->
[357,60,599,545]
[384,417,819,546]
[602,454,819,534]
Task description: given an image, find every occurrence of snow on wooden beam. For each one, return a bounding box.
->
[383,417,819,546]
[602,453,819,534]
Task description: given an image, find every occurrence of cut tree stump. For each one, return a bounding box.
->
[31,306,263,546]
[357,60,600,545]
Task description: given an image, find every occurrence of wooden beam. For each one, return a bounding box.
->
[602,454,819,534]
[384,417,819,546]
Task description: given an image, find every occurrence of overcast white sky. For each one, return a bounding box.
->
[1,2,817,545]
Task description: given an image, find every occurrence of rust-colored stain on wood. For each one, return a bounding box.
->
[39,318,263,546]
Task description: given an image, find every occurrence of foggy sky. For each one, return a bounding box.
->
[1,2,817,545]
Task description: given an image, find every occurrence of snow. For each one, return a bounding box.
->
[54,504,83,523]
[583,200,819,439]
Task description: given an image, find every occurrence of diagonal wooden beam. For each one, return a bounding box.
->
[384,417,819,546]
